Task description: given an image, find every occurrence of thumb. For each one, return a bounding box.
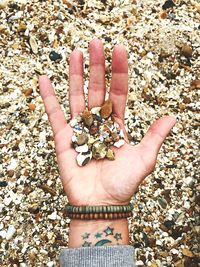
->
[140,116,176,155]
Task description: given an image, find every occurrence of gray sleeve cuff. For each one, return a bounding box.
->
[59,245,135,267]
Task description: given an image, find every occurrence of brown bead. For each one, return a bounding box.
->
[104,213,108,219]
[108,213,113,219]
[85,214,89,220]
[118,213,122,219]
[99,213,104,219]
[89,214,94,219]
[113,213,118,219]
[94,213,98,220]
[80,214,85,219]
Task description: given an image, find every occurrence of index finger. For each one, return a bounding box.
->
[39,75,67,136]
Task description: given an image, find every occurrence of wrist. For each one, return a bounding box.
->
[68,219,129,248]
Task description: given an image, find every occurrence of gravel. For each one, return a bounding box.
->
[0,0,199,266]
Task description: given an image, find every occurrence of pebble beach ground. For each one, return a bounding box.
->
[0,0,199,266]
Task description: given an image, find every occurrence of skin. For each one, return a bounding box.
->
[38,38,176,208]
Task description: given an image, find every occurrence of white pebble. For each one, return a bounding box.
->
[69,118,78,127]
[72,134,77,142]
[4,197,12,206]
[114,139,125,148]
[0,230,7,239]
[6,225,16,240]
[75,144,89,153]
[91,107,101,115]
[48,211,57,220]
[76,152,92,166]
[47,261,54,267]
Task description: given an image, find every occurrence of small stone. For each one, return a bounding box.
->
[6,225,16,240]
[162,0,175,10]
[157,197,168,209]
[76,151,92,166]
[29,103,36,111]
[90,107,101,115]
[0,181,8,187]
[113,139,125,148]
[181,45,193,58]
[89,125,98,135]
[82,110,93,127]
[70,118,78,127]
[29,36,38,54]
[7,170,14,177]
[49,51,62,61]
[106,149,115,160]
[75,144,89,153]
[100,100,112,119]
[76,133,88,145]
[191,79,200,89]
[24,88,33,96]
[112,132,120,142]
[92,141,107,160]
[182,248,194,257]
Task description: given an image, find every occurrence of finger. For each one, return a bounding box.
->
[88,38,106,109]
[69,49,85,118]
[109,44,128,121]
[140,116,176,155]
[39,75,67,136]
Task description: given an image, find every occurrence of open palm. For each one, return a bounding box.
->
[39,39,176,207]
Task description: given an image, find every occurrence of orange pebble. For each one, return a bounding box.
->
[29,103,36,111]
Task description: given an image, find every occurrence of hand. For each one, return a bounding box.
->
[39,38,176,207]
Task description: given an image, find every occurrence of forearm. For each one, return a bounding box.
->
[69,219,129,248]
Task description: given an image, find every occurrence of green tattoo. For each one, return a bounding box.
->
[81,226,122,247]
[95,232,103,238]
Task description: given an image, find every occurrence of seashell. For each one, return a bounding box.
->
[75,144,89,153]
[119,129,125,138]
[113,139,125,148]
[106,149,115,160]
[91,107,101,115]
[76,133,88,145]
[92,141,107,160]
[72,134,77,143]
[82,110,93,127]
[76,151,92,166]
[70,118,78,127]
[100,100,112,119]
[29,36,38,54]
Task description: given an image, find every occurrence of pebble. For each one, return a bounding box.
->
[0,181,8,187]
[162,0,175,10]
[82,110,93,127]
[91,107,101,115]
[29,36,38,54]
[49,51,62,61]
[106,149,115,160]
[100,100,112,119]
[76,151,92,166]
[92,141,107,160]
[182,248,193,257]
[76,133,88,145]
[75,144,89,153]
[6,225,16,240]
[191,79,200,89]
[114,139,125,148]
[29,103,36,111]
[181,44,193,58]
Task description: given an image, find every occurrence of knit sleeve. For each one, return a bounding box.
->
[59,245,135,267]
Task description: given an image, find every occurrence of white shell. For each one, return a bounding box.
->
[70,118,78,127]
[75,144,89,153]
[76,152,92,166]
[119,129,125,138]
[91,107,101,115]
[29,36,38,54]
[72,134,77,142]
[114,139,125,148]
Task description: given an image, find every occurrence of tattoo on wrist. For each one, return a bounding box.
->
[81,226,122,247]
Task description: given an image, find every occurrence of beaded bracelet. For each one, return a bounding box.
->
[67,211,133,220]
[65,203,133,220]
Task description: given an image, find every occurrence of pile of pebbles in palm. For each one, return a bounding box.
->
[69,100,125,166]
